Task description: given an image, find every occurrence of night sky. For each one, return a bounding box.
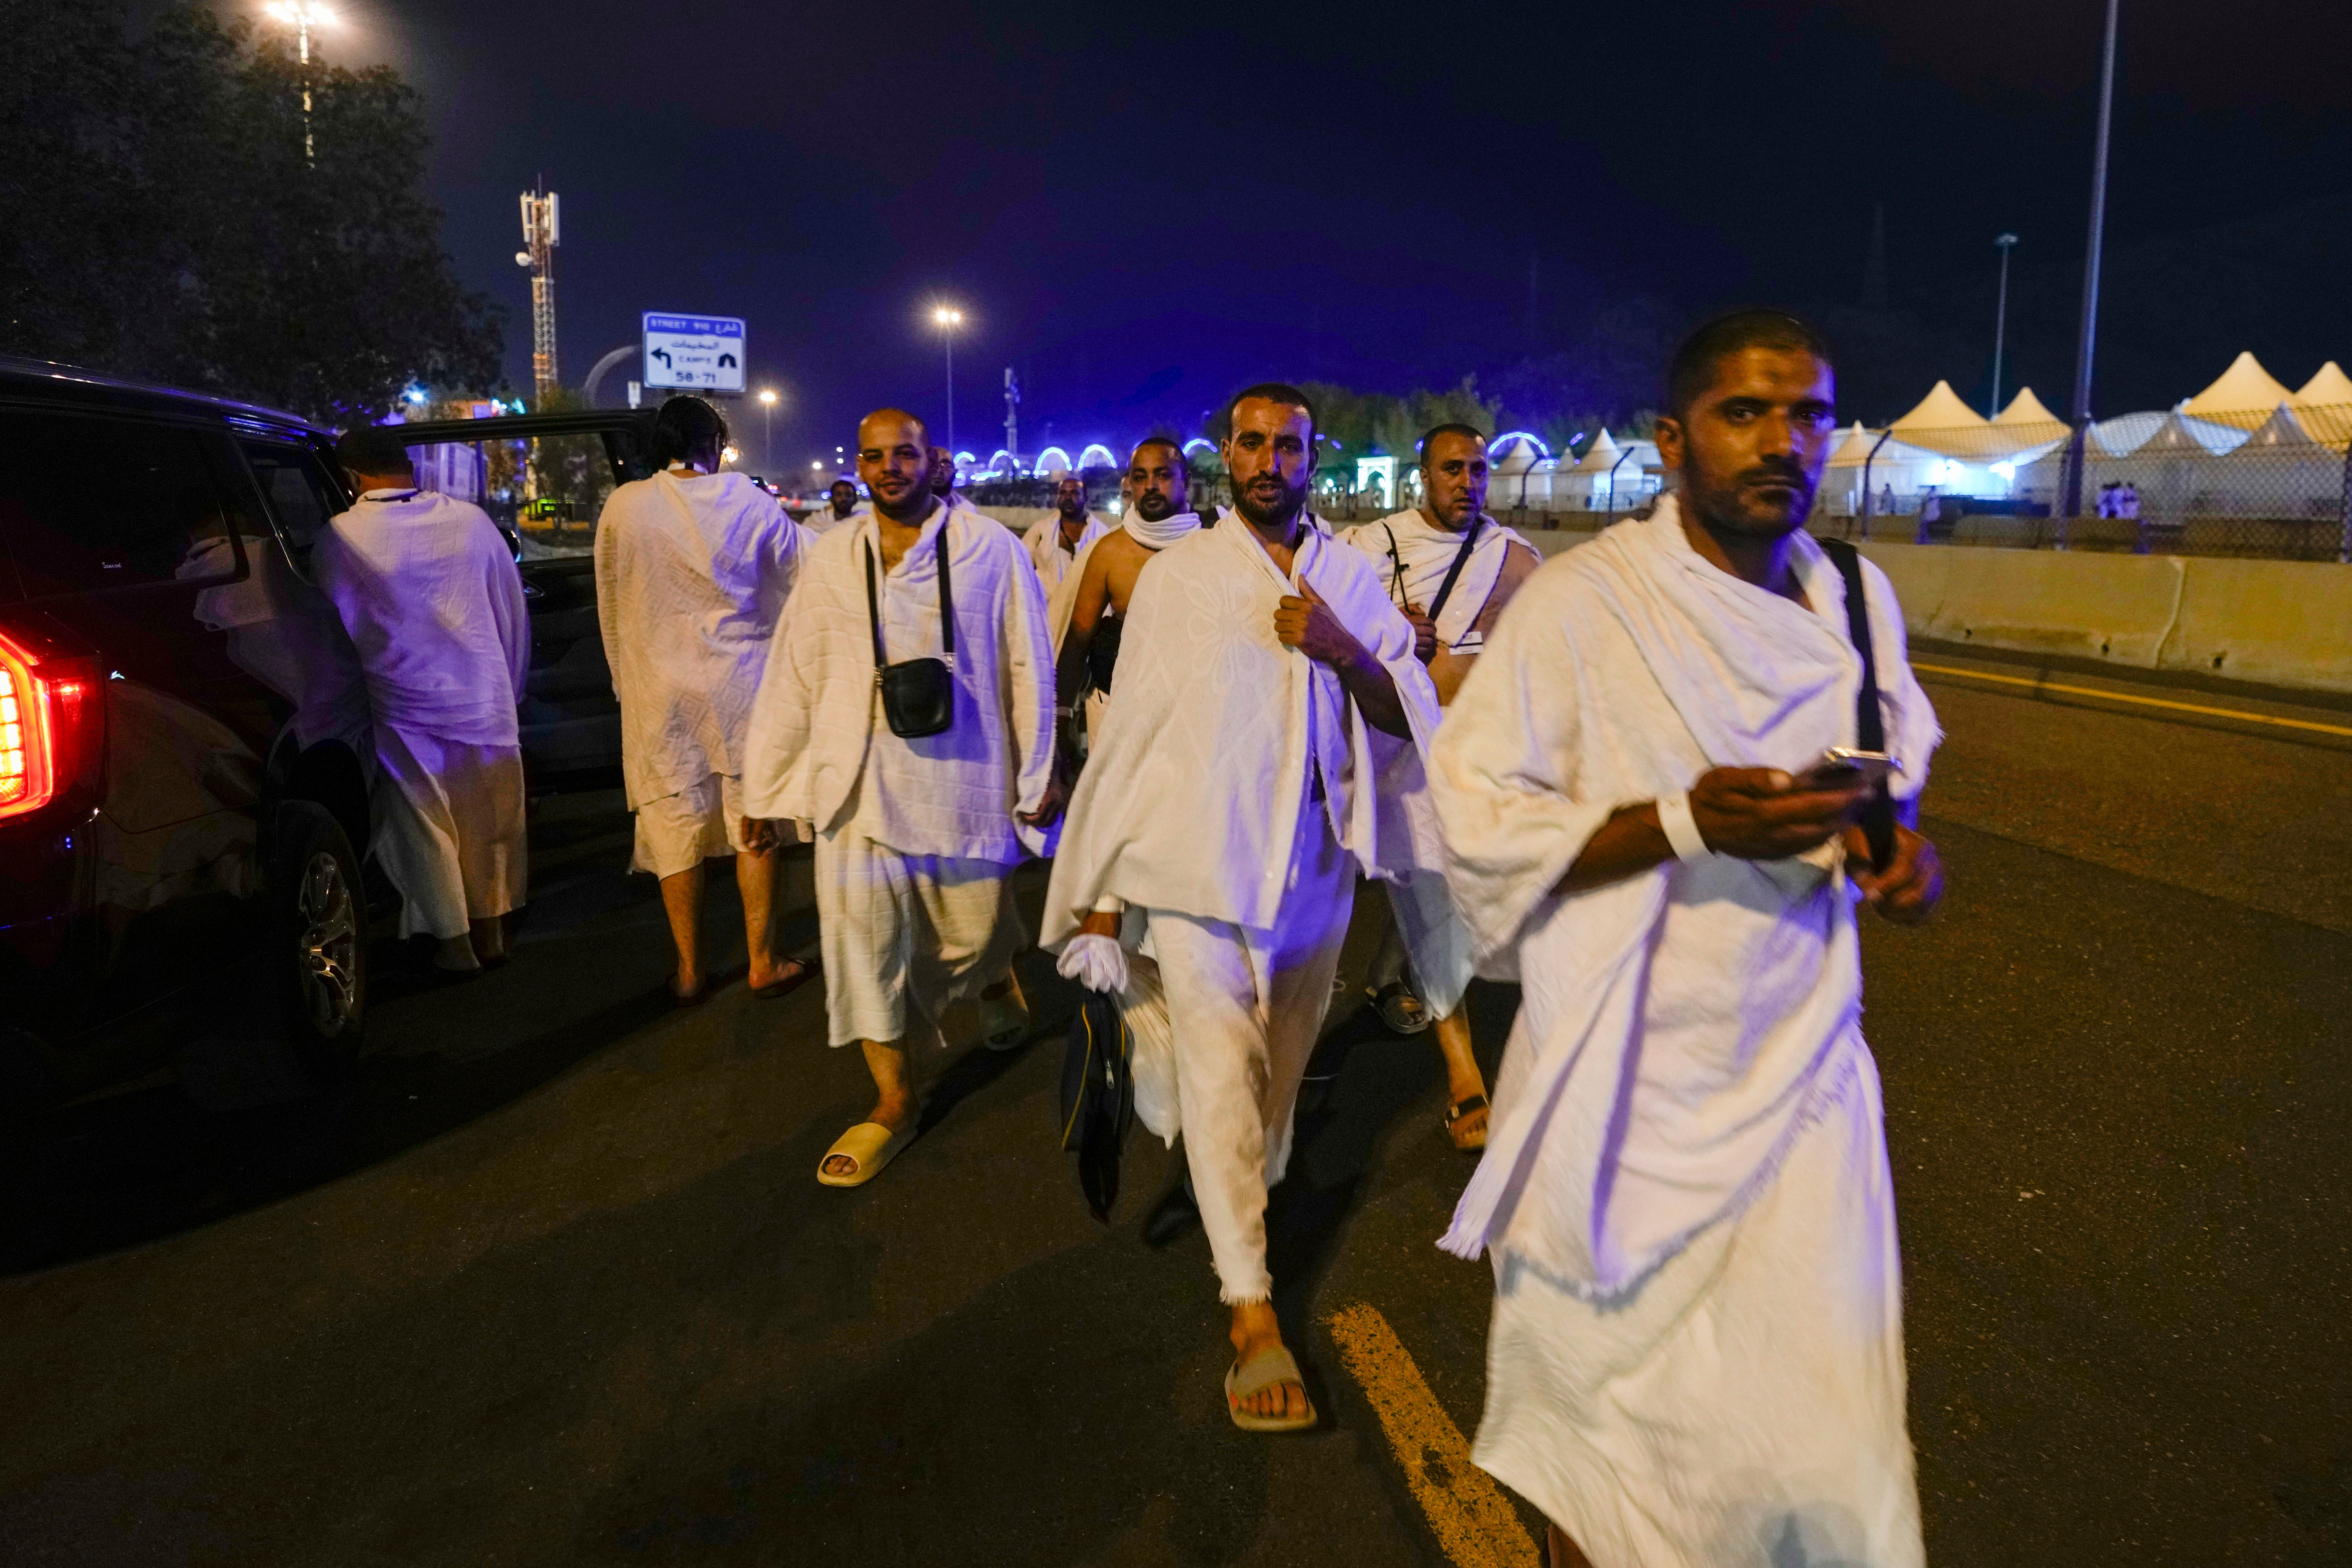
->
[264,0,2350,460]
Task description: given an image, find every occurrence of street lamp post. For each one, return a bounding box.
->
[263,2,336,164]
[931,305,964,453]
[758,388,778,471]
[2061,0,2123,535]
[1989,233,2019,418]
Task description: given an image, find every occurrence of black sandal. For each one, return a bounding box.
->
[1369,981,1431,1035]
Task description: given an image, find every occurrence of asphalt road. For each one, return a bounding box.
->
[2,641,2347,1566]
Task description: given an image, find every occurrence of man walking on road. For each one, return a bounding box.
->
[1045,385,1439,1432]
[316,427,531,975]
[1431,312,1943,1566]
[594,395,813,1006]
[1341,425,1540,1151]
[1048,436,1209,754]
[1024,474,1107,593]
[743,409,1060,1188]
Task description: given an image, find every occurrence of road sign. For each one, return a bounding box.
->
[641,313,747,393]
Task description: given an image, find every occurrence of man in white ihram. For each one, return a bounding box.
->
[1046,435,1209,751]
[1431,312,1944,1566]
[316,426,530,974]
[742,408,1059,1188]
[594,395,812,1006]
[1045,385,1439,1433]
[1341,424,1539,1152]
[1022,474,1108,593]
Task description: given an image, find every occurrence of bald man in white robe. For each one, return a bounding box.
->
[315,427,530,974]
[743,409,1059,1189]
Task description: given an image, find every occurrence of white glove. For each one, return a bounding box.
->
[1056,933,1130,996]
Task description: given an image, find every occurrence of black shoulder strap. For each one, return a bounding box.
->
[1817,538,1895,870]
[1425,517,1485,624]
[863,513,956,668]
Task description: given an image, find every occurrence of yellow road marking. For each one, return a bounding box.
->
[1912,661,2352,738]
[1325,1302,1541,1568]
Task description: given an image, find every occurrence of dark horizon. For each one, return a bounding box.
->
[230,0,2352,457]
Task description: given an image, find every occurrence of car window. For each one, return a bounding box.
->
[409,429,624,561]
[0,412,246,599]
[240,440,343,570]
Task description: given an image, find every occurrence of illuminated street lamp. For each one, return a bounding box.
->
[262,2,336,164]
[930,304,965,453]
[758,387,779,470]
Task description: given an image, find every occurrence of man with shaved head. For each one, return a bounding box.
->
[743,408,1060,1188]
[1045,385,1441,1432]
[1047,435,1210,752]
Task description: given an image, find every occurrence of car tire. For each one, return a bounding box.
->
[271,800,367,1080]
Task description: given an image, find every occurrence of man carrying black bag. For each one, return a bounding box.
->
[743,409,1063,1188]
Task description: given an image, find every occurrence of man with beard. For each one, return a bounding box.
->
[1023,474,1108,593]
[810,477,862,535]
[1342,426,1541,1151]
[1045,385,1440,1431]
[1047,436,1211,753]
[742,409,1060,1188]
[1433,313,1941,1565]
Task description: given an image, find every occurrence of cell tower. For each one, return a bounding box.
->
[515,184,560,404]
[1003,367,1021,466]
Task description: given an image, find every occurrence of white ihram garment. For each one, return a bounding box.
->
[1022,511,1109,593]
[314,489,530,939]
[1042,509,1206,744]
[1045,517,1440,1302]
[594,470,800,873]
[1341,509,1535,1018]
[742,502,1055,1047]
[1430,499,1938,1563]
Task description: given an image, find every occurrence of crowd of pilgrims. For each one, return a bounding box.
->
[315,310,1948,1568]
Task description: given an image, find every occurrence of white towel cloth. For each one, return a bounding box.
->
[1341,508,1531,654]
[1041,515,1440,942]
[594,470,800,807]
[312,490,529,747]
[1022,511,1109,593]
[1042,510,1206,661]
[740,501,1056,863]
[1433,496,1940,1292]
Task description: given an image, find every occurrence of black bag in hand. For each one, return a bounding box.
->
[865,523,956,739]
[1058,989,1136,1224]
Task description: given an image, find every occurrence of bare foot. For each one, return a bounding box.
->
[820,1092,915,1180]
[748,954,812,991]
[1227,1301,1309,1423]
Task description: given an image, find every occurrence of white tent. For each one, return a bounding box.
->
[1888,380,1990,456]
[2200,403,2347,520]
[1553,431,1661,513]
[2295,361,2352,406]
[2014,410,2249,519]
[1990,387,2070,451]
[2182,351,2296,431]
[1818,424,1958,516]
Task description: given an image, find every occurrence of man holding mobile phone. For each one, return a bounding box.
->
[1430,311,1942,1567]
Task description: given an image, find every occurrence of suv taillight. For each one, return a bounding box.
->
[0,627,90,821]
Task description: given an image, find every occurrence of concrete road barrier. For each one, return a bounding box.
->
[1860,542,2187,666]
[2159,557,2352,689]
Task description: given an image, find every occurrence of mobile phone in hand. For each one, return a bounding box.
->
[1796,747,1901,790]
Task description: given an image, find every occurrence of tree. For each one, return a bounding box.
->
[0,2,501,425]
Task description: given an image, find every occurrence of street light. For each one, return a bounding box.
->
[1989,233,2019,418]
[930,304,965,453]
[262,2,337,164]
[758,387,779,470]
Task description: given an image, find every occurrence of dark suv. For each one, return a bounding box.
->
[0,360,642,1120]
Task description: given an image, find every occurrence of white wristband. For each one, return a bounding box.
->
[1655,791,1710,862]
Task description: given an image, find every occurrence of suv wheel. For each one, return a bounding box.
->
[273,801,366,1076]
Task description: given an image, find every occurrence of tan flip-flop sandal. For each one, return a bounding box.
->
[817,1120,914,1187]
[1225,1344,1317,1433]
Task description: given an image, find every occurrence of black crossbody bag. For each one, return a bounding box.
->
[1382,517,1485,648]
[864,523,956,739]
[1817,538,1897,874]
